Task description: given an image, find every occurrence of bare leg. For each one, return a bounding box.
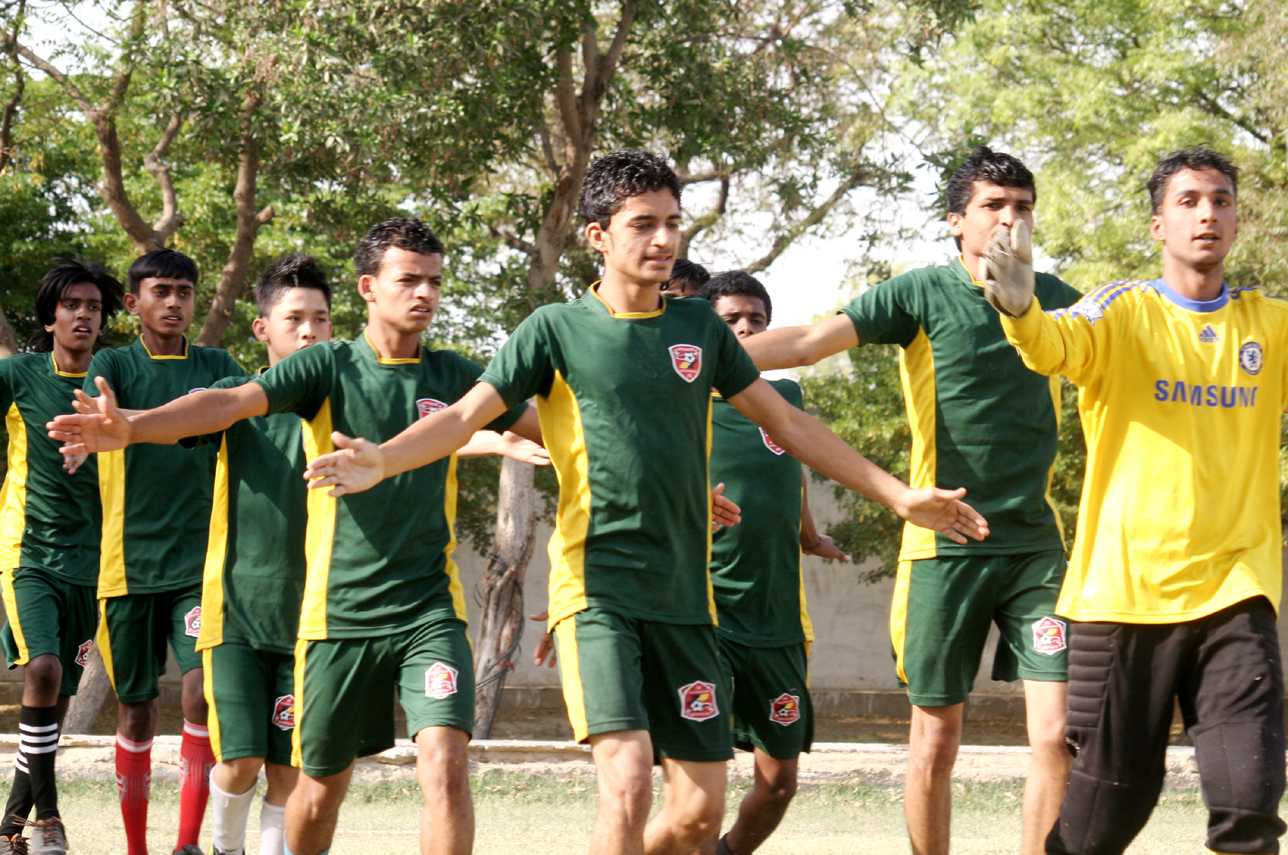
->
[415,726,473,855]
[1021,680,1071,855]
[643,756,726,855]
[905,703,962,855]
[284,762,354,855]
[588,730,655,855]
[118,698,160,743]
[717,751,798,854]
[212,756,265,795]
[263,762,298,807]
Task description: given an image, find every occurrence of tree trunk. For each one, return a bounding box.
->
[63,644,112,734]
[472,457,537,737]
[0,303,19,358]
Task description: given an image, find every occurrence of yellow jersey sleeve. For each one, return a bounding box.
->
[1005,280,1288,624]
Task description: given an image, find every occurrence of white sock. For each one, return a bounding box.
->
[209,770,256,855]
[260,798,287,855]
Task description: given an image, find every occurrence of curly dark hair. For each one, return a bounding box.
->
[255,254,331,317]
[1147,146,1238,213]
[579,149,683,228]
[28,258,125,352]
[354,218,445,278]
[697,270,773,326]
[945,146,1036,216]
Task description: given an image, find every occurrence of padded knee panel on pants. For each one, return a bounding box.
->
[1046,768,1161,855]
[1190,721,1287,854]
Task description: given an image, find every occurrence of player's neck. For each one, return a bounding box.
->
[141,327,186,356]
[51,341,92,374]
[363,320,421,360]
[597,274,663,315]
[1161,257,1225,303]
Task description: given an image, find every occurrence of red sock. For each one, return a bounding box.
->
[115,732,152,855]
[177,720,214,848]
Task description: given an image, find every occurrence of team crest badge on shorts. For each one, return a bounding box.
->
[272,695,295,730]
[74,639,93,668]
[678,680,719,722]
[425,662,459,699]
[1240,342,1264,376]
[417,398,448,419]
[1032,616,1067,655]
[668,344,703,383]
[759,428,786,455]
[769,693,801,726]
[184,607,202,637]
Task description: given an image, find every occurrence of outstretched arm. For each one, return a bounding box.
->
[739,313,859,371]
[727,378,988,543]
[48,377,269,453]
[303,381,511,496]
[457,429,550,465]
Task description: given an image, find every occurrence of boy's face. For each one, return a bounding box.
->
[253,287,332,364]
[1150,167,1238,273]
[125,277,195,338]
[661,277,701,298]
[586,189,681,286]
[358,246,442,335]
[47,282,104,355]
[948,181,1035,264]
[712,294,768,339]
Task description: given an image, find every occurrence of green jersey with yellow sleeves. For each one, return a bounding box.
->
[0,352,101,585]
[480,286,762,628]
[253,335,526,640]
[87,336,246,597]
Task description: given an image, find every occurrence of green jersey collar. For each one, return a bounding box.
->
[590,281,666,319]
[140,335,190,360]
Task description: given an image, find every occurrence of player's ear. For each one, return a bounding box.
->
[585,221,608,253]
[1149,212,1165,243]
[356,274,377,304]
[251,316,270,343]
[123,292,140,316]
[947,211,965,239]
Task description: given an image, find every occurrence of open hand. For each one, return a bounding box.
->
[711,482,742,530]
[303,432,386,497]
[980,221,1035,318]
[529,610,556,668]
[46,377,131,454]
[896,487,989,544]
[497,432,551,466]
[803,534,852,562]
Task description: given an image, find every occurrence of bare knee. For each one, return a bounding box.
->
[415,727,471,802]
[180,669,208,723]
[22,655,62,704]
[910,706,963,777]
[213,757,265,794]
[755,756,799,808]
[118,700,159,742]
[669,784,725,842]
[291,777,346,820]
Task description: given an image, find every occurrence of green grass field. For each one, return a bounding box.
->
[29,773,1227,854]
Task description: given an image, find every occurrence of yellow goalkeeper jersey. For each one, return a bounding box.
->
[1001,278,1288,624]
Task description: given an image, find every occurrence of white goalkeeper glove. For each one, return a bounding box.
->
[979,220,1035,318]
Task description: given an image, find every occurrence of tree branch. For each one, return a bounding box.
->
[553,46,579,145]
[676,169,724,185]
[14,43,96,116]
[0,59,22,174]
[744,171,870,274]
[538,123,559,180]
[680,175,729,257]
[488,224,537,257]
[143,111,185,240]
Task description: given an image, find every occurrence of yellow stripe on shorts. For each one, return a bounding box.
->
[291,638,307,769]
[552,617,589,742]
[96,604,117,689]
[890,560,914,684]
[1,570,29,665]
[201,649,223,761]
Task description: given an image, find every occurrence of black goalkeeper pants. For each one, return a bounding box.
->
[1048,596,1286,855]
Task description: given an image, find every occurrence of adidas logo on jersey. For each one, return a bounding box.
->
[1198,325,1220,343]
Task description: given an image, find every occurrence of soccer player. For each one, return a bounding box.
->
[660,258,710,298]
[85,249,246,855]
[49,219,542,855]
[696,270,850,855]
[297,149,988,855]
[0,259,123,855]
[739,147,1083,855]
[980,147,1287,855]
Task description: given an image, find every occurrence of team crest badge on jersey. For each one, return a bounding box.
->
[1032,616,1067,655]
[669,344,703,383]
[417,398,448,419]
[759,427,786,455]
[1240,342,1264,376]
[769,693,801,726]
[678,680,719,722]
[271,695,295,730]
[425,662,459,699]
[184,607,202,637]
[74,639,93,668]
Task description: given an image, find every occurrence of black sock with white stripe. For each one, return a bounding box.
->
[0,761,33,836]
[19,705,60,821]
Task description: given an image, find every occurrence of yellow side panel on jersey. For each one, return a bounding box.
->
[552,617,589,742]
[1042,375,1067,546]
[0,403,29,574]
[889,561,913,683]
[298,401,336,640]
[897,330,938,560]
[196,437,231,652]
[539,372,592,627]
[704,396,717,624]
[441,453,468,626]
[797,558,815,644]
[97,449,128,597]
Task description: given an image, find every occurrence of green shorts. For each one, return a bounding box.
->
[552,608,733,763]
[719,637,813,760]
[99,584,204,704]
[292,615,474,778]
[204,641,295,766]
[0,567,98,696]
[890,550,1068,707]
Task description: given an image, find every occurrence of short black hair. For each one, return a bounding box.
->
[945,146,1036,216]
[697,270,773,326]
[255,254,331,317]
[354,218,445,278]
[579,149,683,229]
[666,259,710,291]
[28,258,125,352]
[127,249,199,294]
[1147,146,1238,213]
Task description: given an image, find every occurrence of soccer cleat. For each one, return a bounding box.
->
[0,833,29,855]
[27,819,65,855]
[172,846,204,855]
